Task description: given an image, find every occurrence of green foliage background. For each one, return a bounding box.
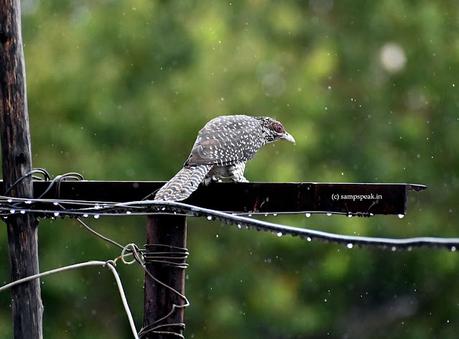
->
[1,0,459,338]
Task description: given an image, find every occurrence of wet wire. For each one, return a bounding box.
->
[3,168,50,195]
[0,259,139,339]
[1,196,458,251]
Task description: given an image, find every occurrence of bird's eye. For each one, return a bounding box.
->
[272,122,284,133]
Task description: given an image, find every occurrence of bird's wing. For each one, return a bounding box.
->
[185,115,261,166]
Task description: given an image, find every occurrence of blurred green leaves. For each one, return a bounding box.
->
[1,0,459,338]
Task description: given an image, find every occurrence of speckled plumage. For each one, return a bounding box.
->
[155,115,295,201]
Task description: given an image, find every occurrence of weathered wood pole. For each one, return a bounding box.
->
[144,215,187,338]
[0,1,43,338]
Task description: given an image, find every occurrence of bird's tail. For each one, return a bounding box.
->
[154,165,213,201]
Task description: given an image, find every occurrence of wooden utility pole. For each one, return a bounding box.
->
[143,215,187,338]
[0,1,43,338]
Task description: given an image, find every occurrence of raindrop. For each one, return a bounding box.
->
[306,237,312,242]
[248,213,252,217]
[94,204,101,210]
[237,224,242,229]
[407,246,413,251]
[215,234,219,238]
[53,202,59,206]
[264,213,268,216]
[7,199,12,203]
[126,211,131,215]
[94,214,100,219]
[451,246,457,252]
[54,212,60,217]
[276,232,283,237]
[83,214,89,218]
[346,243,354,249]
[20,210,26,214]
[324,298,328,303]
[326,212,332,216]
[273,213,278,216]
[305,213,311,217]
[25,200,32,204]
[9,209,15,214]
[397,214,405,219]
[391,246,397,252]
[347,214,353,218]
[207,216,213,221]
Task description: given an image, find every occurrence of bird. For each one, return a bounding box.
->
[154,115,295,201]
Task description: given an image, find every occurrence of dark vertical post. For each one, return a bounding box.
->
[0,1,43,338]
[143,215,187,338]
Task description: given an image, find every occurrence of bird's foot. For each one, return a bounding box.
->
[231,176,249,183]
[203,175,222,186]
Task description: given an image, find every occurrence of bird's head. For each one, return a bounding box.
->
[258,117,296,144]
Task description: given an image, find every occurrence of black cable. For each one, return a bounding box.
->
[3,168,51,195]
[0,197,458,251]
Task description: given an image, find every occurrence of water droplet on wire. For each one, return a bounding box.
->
[207,215,213,221]
[94,214,100,219]
[346,243,354,249]
[305,213,311,218]
[398,214,405,219]
[277,232,283,237]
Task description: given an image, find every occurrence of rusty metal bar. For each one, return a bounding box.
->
[0,180,426,215]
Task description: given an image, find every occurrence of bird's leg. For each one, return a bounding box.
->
[228,162,248,183]
[231,175,248,183]
[203,174,221,186]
